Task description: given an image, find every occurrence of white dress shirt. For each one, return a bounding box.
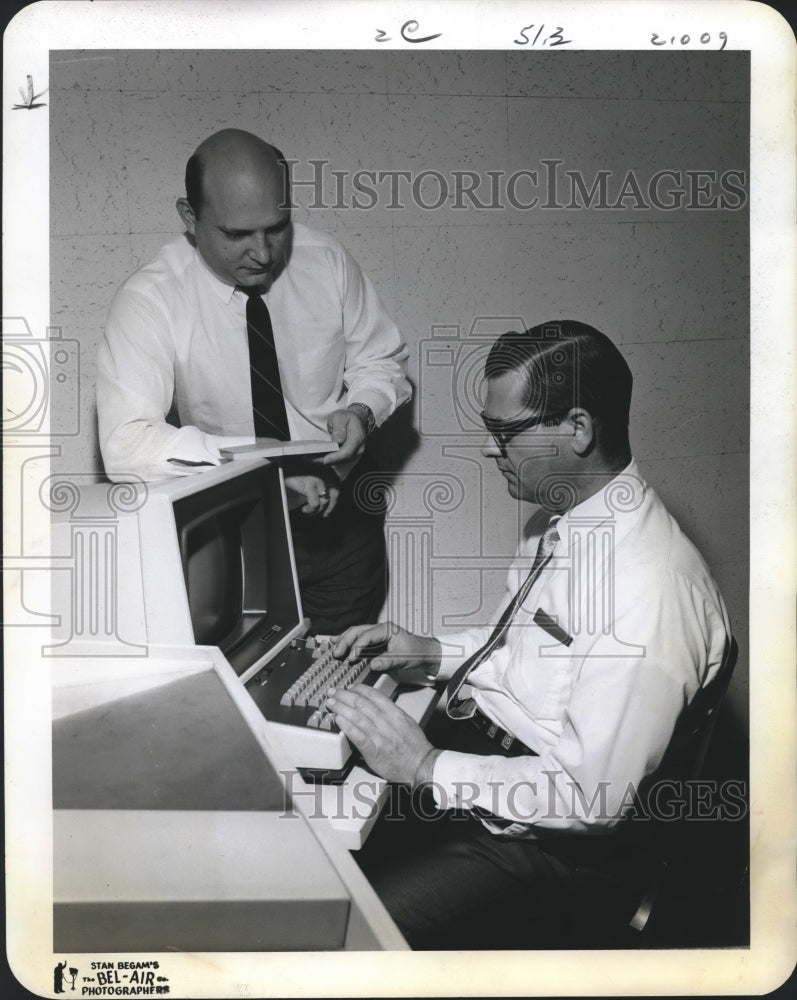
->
[97,223,411,481]
[432,462,732,837]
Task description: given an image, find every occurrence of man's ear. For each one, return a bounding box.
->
[568,408,595,456]
[176,198,196,234]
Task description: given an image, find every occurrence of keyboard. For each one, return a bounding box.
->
[243,635,397,779]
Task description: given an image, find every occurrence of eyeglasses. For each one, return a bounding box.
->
[480,410,560,457]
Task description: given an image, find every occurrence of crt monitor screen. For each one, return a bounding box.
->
[181,498,258,647]
[172,464,300,675]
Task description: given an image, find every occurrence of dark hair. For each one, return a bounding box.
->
[184,143,290,219]
[484,320,633,463]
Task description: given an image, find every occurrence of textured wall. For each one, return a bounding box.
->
[49,49,750,729]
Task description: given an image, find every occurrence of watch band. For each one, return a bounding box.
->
[349,402,376,435]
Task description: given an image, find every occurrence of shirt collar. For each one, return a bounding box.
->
[557,459,646,538]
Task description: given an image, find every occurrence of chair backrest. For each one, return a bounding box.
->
[655,635,739,784]
[686,635,738,778]
[627,635,739,935]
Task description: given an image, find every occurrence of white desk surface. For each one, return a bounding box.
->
[52,645,410,951]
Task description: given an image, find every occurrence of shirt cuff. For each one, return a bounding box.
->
[345,390,391,428]
[429,750,539,836]
[162,428,226,469]
[433,634,485,681]
[103,425,225,482]
[428,750,481,811]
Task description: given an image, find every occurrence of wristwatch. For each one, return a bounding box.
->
[348,402,376,435]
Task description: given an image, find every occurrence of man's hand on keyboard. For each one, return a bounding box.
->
[325,683,435,786]
[330,622,442,676]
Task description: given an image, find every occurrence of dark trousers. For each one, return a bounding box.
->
[289,453,387,635]
[354,712,650,950]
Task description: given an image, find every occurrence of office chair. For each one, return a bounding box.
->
[627,635,740,937]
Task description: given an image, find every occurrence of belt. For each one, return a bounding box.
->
[467,708,535,757]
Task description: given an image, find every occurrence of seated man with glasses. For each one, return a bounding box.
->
[326,320,732,950]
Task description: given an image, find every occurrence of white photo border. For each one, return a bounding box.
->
[4,1,796,996]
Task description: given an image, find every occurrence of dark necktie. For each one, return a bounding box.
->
[245,289,290,440]
[445,516,561,719]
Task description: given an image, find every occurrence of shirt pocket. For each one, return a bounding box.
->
[501,614,576,722]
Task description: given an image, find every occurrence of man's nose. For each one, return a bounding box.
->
[247,231,271,264]
[481,433,501,458]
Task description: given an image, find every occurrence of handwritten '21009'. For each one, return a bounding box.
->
[651,31,728,50]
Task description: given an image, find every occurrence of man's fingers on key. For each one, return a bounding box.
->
[326,684,378,718]
[330,685,410,738]
[363,649,401,672]
[345,682,395,709]
[330,624,375,658]
[350,623,391,659]
[331,712,369,748]
[327,684,432,785]
[326,685,394,734]
[326,689,381,739]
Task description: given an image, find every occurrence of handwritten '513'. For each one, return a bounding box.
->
[514,24,572,46]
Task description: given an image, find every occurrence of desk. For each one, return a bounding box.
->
[52,644,408,951]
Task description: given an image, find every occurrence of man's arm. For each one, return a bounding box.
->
[98,270,372,512]
[328,625,690,831]
[331,619,492,685]
[329,575,730,834]
[431,577,731,833]
[319,244,411,472]
[97,288,244,481]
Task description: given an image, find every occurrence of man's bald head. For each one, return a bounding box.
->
[176,129,293,288]
[185,129,290,218]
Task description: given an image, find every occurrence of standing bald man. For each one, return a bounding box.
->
[97,129,411,631]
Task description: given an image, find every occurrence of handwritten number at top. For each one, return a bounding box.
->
[650,31,728,49]
[514,24,572,47]
[375,20,442,43]
[371,18,726,50]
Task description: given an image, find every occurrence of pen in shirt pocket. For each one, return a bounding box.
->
[532,608,574,647]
